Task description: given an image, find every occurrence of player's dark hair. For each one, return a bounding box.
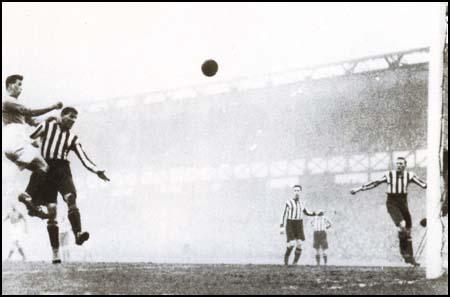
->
[293,185,302,190]
[397,157,407,165]
[5,75,23,88]
[61,107,78,116]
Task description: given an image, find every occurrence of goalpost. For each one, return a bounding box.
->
[426,2,447,280]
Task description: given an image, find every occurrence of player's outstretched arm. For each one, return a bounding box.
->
[302,203,316,217]
[4,101,63,118]
[411,174,427,189]
[28,102,63,117]
[303,209,316,216]
[72,139,110,182]
[351,176,387,194]
[96,170,110,182]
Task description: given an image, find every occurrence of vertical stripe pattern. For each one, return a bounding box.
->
[311,216,332,231]
[385,170,426,194]
[29,119,98,173]
[281,199,308,225]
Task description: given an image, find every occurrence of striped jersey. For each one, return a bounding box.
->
[384,170,427,194]
[311,216,332,232]
[30,118,99,173]
[281,198,312,226]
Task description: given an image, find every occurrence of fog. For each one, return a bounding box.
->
[2,3,446,265]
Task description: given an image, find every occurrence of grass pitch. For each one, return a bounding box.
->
[2,262,448,295]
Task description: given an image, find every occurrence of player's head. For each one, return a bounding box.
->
[293,185,302,199]
[396,157,407,172]
[60,107,78,130]
[5,74,23,98]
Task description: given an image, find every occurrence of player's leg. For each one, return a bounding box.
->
[400,203,418,265]
[64,193,89,246]
[18,141,49,174]
[315,248,321,266]
[37,180,62,264]
[322,232,329,265]
[7,143,49,174]
[386,198,409,260]
[46,203,61,264]
[292,220,305,265]
[26,156,49,174]
[285,241,296,265]
[15,240,26,261]
[313,231,320,265]
[7,241,16,261]
[19,170,50,219]
[18,192,48,219]
[284,220,295,265]
[60,168,89,246]
[293,239,303,265]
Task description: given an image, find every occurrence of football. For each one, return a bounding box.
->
[201,59,218,77]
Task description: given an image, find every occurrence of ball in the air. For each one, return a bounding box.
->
[202,59,218,77]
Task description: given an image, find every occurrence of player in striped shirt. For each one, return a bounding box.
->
[280,185,317,266]
[20,106,110,263]
[310,211,332,266]
[350,157,427,266]
[2,74,63,173]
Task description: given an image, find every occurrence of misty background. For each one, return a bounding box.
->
[2,3,447,265]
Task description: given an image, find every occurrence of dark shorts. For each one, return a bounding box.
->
[26,160,76,206]
[286,220,305,242]
[386,194,412,229]
[313,231,328,249]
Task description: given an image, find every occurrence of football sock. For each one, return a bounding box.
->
[406,234,414,259]
[293,248,302,264]
[47,222,59,249]
[18,247,25,259]
[284,247,294,265]
[316,255,320,265]
[68,208,81,235]
[398,231,408,259]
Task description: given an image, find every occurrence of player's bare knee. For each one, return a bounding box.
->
[296,240,303,249]
[287,241,296,248]
[47,203,58,221]
[65,193,77,207]
[18,192,31,202]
